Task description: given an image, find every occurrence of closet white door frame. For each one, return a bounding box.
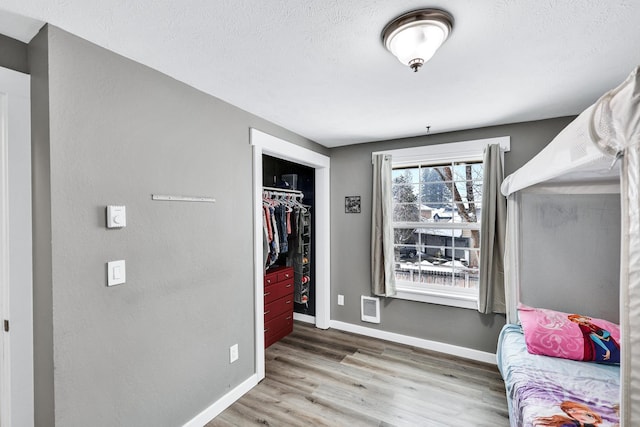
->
[0,66,34,427]
[250,129,330,380]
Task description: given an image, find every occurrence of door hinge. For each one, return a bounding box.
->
[3,320,8,332]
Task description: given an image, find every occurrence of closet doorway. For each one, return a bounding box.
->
[251,129,330,381]
[262,155,316,318]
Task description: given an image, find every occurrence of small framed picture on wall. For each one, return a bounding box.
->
[345,196,361,214]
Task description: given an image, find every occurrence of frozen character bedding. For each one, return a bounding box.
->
[567,314,620,364]
[497,323,620,427]
[534,400,608,426]
[517,305,620,364]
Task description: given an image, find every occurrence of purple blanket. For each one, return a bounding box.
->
[497,324,620,426]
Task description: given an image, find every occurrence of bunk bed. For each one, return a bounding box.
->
[497,66,640,427]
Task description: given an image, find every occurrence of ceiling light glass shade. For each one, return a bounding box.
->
[382,9,453,72]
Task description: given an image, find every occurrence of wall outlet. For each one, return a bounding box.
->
[229,344,239,363]
[337,294,344,306]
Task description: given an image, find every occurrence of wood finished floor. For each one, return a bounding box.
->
[207,322,509,427]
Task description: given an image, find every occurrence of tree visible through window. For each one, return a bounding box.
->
[392,161,483,294]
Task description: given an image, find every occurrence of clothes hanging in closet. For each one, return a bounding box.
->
[262,189,306,269]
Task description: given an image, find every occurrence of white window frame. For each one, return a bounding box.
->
[374,136,510,309]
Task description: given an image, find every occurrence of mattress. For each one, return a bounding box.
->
[497,324,620,427]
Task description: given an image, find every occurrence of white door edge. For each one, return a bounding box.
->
[0,65,34,427]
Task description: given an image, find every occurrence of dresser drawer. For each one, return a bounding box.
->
[264,274,276,286]
[264,267,294,286]
[265,324,293,348]
[264,278,293,304]
[277,269,293,282]
[265,294,293,322]
[264,311,293,341]
[265,310,293,334]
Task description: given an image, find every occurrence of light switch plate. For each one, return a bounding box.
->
[107,205,126,228]
[107,260,126,286]
[230,344,239,363]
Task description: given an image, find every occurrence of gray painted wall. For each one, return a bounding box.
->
[328,117,575,353]
[28,26,54,427]
[519,192,620,322]
[29,25,326,427]
[0,33,29,74]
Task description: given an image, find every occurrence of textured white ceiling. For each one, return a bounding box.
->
[1,1,639,147]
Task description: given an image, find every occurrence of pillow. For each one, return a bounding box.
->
[518,304,621,364]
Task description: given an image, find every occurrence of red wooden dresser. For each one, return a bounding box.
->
[264,266,294,348]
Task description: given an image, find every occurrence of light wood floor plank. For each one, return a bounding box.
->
[206,322,509,426]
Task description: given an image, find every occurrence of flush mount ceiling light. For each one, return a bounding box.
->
[382,8,453,72]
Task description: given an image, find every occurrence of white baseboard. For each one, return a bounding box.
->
[330,320,496,365]
[184,321,494,426]
[183,374,258,427]
[293,312,315,324]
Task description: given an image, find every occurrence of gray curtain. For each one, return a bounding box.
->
[478,144,506,314]
[371,154,396,296]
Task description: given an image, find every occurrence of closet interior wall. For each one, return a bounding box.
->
[262,154,316,316]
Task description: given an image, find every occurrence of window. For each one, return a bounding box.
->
[375,137,510,309]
